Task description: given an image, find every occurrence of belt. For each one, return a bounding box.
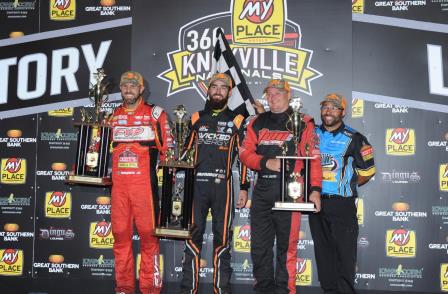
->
[321,194,354,200]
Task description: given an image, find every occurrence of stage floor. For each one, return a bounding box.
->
[0,278,434,294]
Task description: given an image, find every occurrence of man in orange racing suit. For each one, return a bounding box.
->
[239,79,322,294]
[110,71,171,294]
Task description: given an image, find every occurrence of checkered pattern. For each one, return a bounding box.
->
[210,28,256,117]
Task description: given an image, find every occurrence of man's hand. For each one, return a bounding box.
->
[236,190,248,209]
[309,191,321,213]
[253,99,266,114]
[266,158,281,172]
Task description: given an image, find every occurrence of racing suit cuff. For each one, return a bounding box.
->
[310,186,322,193]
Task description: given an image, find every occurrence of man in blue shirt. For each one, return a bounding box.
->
[310,93,375,294]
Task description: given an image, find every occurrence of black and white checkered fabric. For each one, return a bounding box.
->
[210,28,256,117]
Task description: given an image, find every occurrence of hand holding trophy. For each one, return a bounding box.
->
[273,97,317,211]
[66,68,112,186]
[155,105,197,239]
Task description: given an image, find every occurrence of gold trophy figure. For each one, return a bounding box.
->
[273,97,317,211]
[67,68,112,186]
[155,105,197,239]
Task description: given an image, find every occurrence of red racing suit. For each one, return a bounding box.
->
[110,100,171,294]
[239,108,322,294]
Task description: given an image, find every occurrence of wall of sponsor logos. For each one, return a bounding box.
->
[0,0,447,293]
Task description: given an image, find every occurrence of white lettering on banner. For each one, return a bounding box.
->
[427,44,448,96]
[113,126,155,142]
[0,40,112,104]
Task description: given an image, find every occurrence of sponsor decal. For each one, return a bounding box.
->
[295,258,312,286]
[40,128,77,150]
[33,255,80,273]
[84,1,131,16]
[386,229,416,258]
[0,0,36,19]
[379,264,423,288]
[0,130,36,147]
[1,158,26,184]
[380,170,420,184]
[358,236,369,248]
[82,255,114,277]
[39,227,74,241]
[321,153,337,182]
[80,196,111,215]
[236,207,250,218]
[233,224,251,252]
[427,132,448,151]
[356,198,364,225]
[374,103,409,113]
[351,98,364,118]
[373,0,427,11]
[89,221,114,249]
[36,162,69,181]
[352,0,364,13]
[360,145,373,161]
[0,224,33,242]
[375,202,427,222]
[45,192,71,218]
[118,149,139,168]
[0,249,23,276]
[0,193,31,215]
[440,164,448,192]
[432,205,448,225]
[231,259,253,281]
[159,0,321,101]
[385,128,415,156]
[113,126,155,142]
[442,264,448,292]
[50,0,76,21]
[297,231,314,250]
[47,108,74,117]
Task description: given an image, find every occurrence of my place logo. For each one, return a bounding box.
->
[386,228,416,258]
[440,164,448,192]
[295,257,312,286]
[441,263,448,292]
[0,249,23,276]
[89,221,114,249]
[233,223,251,252]
[351,98,364,118]
[50,0,76,21]
[1,158,26,184]
[45,192,71,218]
[386,128,415,156]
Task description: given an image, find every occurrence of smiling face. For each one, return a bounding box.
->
[265,87,290,113]
[320,101,345,131]
[120,82,144,108]
[208,79,231,110]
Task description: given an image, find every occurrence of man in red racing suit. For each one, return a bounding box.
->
[110,71,171,294]
[239,79,322,294]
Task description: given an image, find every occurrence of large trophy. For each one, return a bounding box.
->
[66,68,112,186]
[272,98,317,212]
[154,105,196,239]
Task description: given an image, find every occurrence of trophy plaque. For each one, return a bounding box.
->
[154,105,197,239]
[272,98,317,212]
[66,69,112,186]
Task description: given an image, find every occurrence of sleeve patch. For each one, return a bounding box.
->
[361,145,374,161]
[152,106,163,120]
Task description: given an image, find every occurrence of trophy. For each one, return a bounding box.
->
[272,98,317,212]
[154,105,197,239]
[66,68,112,186]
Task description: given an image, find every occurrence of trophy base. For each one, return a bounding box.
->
[66,175,112,186]
[154,227,193,239]
[272,201,316,212]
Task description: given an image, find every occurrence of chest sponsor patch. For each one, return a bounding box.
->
[113,126,155,142]
[118,150,139,168]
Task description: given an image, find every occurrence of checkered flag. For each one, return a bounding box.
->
[210,28,256,117]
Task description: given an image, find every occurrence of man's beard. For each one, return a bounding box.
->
[123,95,139,106]
[209,95,228,110]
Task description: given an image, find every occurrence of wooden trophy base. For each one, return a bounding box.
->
[66,175,112,186]
[154,226,193,239]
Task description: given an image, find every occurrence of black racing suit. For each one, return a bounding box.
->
[239,109,322,294]
[180,108,249,294]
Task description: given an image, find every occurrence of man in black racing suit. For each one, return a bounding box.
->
[180,73,249,294]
